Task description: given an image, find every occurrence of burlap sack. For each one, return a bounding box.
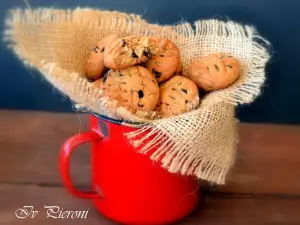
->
[4,8,270,184]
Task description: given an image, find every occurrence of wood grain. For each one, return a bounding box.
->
[0,184,114,225]
[1,110,300,225]
[0,110,91,184]
[1,110,300,194]
[0,184,299,225]
[219,123,300,195]
[177,197,300,225]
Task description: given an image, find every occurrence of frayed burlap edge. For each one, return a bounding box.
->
[4,8,270,184]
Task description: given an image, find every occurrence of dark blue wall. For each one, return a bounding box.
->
[1,0,299,124]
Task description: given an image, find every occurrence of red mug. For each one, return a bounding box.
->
[59,113,200,224]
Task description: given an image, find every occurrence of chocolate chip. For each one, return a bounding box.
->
[121,39,126,47]
[132,51,139,58]
[138,103,144,107]
[227,65,233,68]
[138,90,144,98]
[172,88,176,90]
[214,64,220,71]
[93,47,99,53]
[173,72,177,75]
[160,55,164,57]
[170,96,176,100]
[143,47,152,58]
[142,50,149,57]
[101,47,105,53]
[181,88,188,94]
[119,73,124,76]
[152,68,162,78]
[166,103,170,106]
[185,100,189,104]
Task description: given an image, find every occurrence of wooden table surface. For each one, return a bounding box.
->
[0,110,300,225]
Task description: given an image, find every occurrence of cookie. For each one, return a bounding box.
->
[171,62,183,77]
[187,53,241,91]
[104,35,152,69]
[84,34,120,80]
[176,62,183,74]
[158,76,200,117]
[146,37,180,83]
[99,66,159,111]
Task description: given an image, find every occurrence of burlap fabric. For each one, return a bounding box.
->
[4,8,270,184]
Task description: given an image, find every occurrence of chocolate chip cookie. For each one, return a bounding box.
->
[176,62,183,74]
[146,37,180,83]
[158,76,200,117]
[104,35,152,69]
[99,66,159,111]
[84,34,120,80]
[187,53,241,91]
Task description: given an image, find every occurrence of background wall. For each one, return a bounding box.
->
[0,0,299,124]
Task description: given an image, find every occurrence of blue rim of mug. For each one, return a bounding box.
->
[91,112,144,126]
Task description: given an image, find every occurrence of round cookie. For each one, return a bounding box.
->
[99,66,159,111]
[158,76,200,117]
[187,53,241,91]
[171,62,183,77]
[104,35,153,69]
[146,37,180,83]
[84,34,120,80]
[176,62,183,74]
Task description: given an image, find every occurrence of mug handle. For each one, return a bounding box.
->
[59,131,103,199]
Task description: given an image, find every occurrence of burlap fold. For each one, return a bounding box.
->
[4,8,270,184]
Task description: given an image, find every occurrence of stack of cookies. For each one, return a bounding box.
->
[84,34,241,118]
